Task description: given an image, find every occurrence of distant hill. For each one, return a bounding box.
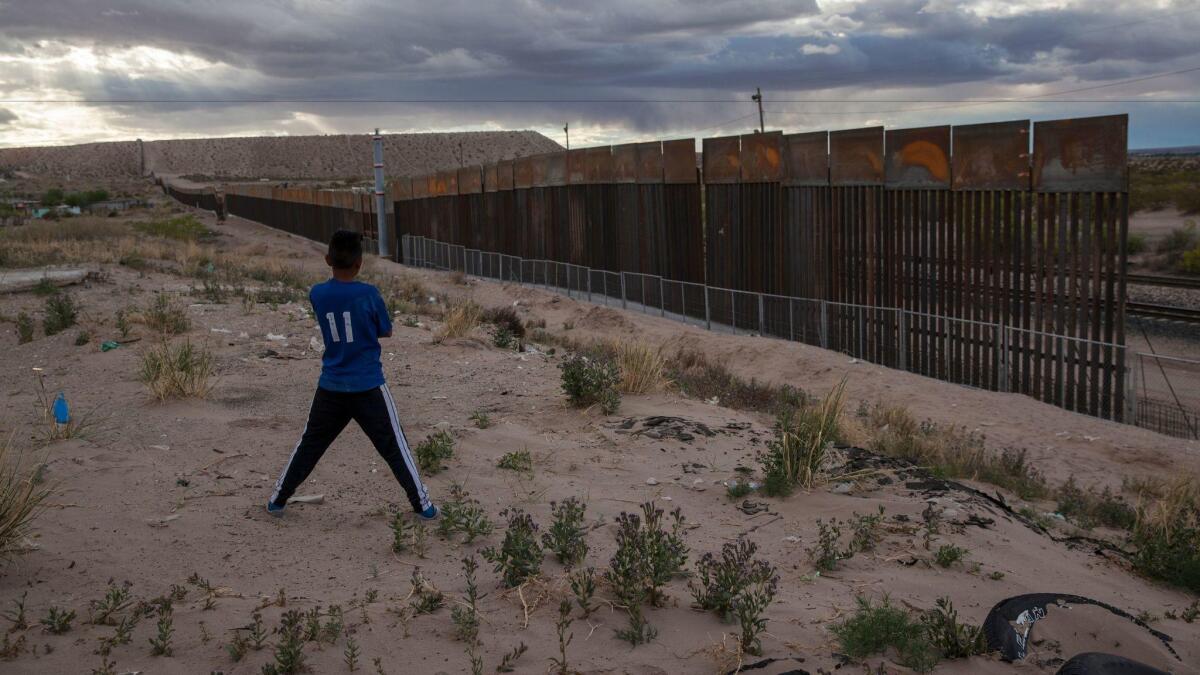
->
[1130,145,1200,156]
[0,131,563,181]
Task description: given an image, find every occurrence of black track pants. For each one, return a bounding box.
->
[271,385,431,512]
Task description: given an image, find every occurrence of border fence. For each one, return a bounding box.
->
[157,113,1200,440]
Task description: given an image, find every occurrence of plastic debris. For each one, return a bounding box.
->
[52,392,70,425]
[100,340,120,352]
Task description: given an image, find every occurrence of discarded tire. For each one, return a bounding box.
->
[981,593,1178,663]
[1056,652,1169,675]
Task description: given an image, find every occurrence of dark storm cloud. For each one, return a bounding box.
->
[0,107,16,127]
[0,0,1197,147]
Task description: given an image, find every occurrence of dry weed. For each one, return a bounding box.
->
[611,341,669,395]
[138,339,215,400]
[435,300,482,342]
[0,435,51,561]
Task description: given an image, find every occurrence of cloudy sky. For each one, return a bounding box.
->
[0,0,1197,149]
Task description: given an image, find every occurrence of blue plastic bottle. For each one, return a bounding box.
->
[53,392,70,425]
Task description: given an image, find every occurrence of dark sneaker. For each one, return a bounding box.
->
[416,504,439,521]
[267,500,286,517]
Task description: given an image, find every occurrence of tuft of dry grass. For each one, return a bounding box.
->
[435,299,482,343]
[0,435,51,562]
[138,294,190,335]
[760,379,846,496]
[864,404,1047,500]
[667,347,806,414]
[611,341,669,395]
[138,339,215,400]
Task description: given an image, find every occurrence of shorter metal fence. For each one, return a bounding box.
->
[401,234,1196,438]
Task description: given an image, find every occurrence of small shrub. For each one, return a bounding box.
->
[435,299,482,342]
[264,610,305,673]
[922,597,987,659]
[1178,245,1200,275]
[492,327,516,349]
[549,599,573,675]
[148,606,174,656]
[497,449,532,473]
[560,354,620,414]
[1056,477,1137,530]
[569,567,597,617]
[32,278,58,296]
[496,643,528,672]
[808,519,845,571]
[831,596,938,672]
[542,497,589,567]
[482,306,525,339]
[691,539,778,622]
[408,568,444,614]
[469,410,491,428]
[15,312,34,344]
[40,606,75,634]
[667,348,806,413]
[450,556,480,643]
[414,431,454,474]
[74,330,91,346]
[89,583,133,625]
[43,293,78,336]
[1131,478,1200,593]
[390,511,410,554]
[138,339,214,400]
[142,295,190,335]
[482,508,543,588]
[1157,222,1198,256]
[1126,232,1148,255]
[849,506,886,553]
[934,544,968,568]
[607,502,688,645]
[114,309,132,339]
[437,484,494,543]
[760,380,845,497]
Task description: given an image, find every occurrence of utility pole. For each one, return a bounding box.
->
[372,128,388,257]
[563,123,569,151]
[751,87,764,133]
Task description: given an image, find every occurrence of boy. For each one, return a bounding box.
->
[268,230,437,520]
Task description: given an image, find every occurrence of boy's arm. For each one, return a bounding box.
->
[373,289,393,338]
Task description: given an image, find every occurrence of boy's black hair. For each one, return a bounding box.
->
[327,230,363,269]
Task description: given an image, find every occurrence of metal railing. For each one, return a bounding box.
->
[400,234,1198,437]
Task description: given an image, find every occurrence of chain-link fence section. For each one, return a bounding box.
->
[400,234,1198,439]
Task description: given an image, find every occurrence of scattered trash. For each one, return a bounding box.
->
[783,535,801,543]
[848,358,859,364]
[211,328,232,334]
[266,333,287,341]
[738,500,768,515]
[238,331,249,339]
[149,445,170,451]
[100,340,120,352]
[290,494,324,505]
[645,478,659,485]
[982,593,1179,663]
[831,482,853,494]
[52,392,70,425]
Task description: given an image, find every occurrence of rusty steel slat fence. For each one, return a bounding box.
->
[166,114,1159,432]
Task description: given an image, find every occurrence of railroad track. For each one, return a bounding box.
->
[1127,301,1200,323]
[1126,273,1200,290]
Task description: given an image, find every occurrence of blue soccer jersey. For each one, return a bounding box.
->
[309,279,392,392]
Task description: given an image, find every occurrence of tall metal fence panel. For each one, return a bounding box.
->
[702,114,1129,421]
[223,183,381,250]
[162,181,221,214]
[393,139,704,285]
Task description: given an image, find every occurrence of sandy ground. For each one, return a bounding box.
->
[0,205,1198,674]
